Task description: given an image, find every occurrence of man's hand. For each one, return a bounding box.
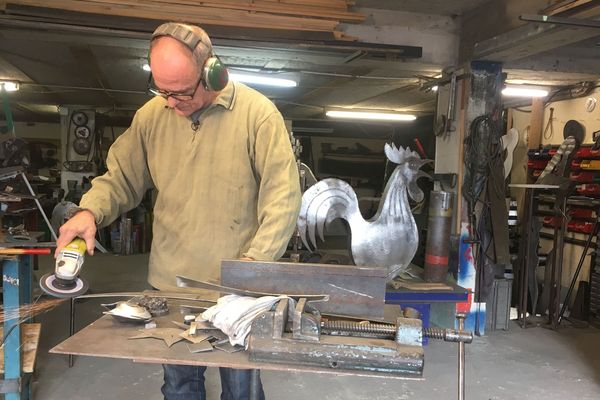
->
[240,257,254,261]
[55,210,97,257]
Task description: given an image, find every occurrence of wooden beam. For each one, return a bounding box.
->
[528,98,544,149]
[7,0,344,32]
[138,0,366,22]
[542,0,595,16]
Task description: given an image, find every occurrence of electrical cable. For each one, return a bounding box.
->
[543,107,555,140]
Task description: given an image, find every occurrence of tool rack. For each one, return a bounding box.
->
[516,146,600,328]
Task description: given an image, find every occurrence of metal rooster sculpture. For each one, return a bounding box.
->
[298,144,430,280]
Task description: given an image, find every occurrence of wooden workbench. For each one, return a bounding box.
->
[50,300,422,382]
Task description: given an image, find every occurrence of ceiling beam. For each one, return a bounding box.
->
[465,1,600,64]
[0,55,33,82]
[69,45,118,105]
[459,0,552,62]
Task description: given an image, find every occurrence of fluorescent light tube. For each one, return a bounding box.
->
[326,110,416,121]
[502,86,548,98]
[0,81,19,92]
[229,73,297,87]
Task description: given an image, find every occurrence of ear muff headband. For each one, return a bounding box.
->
[151,22,229,92]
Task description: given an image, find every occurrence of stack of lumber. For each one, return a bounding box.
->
[541,0,597,15]
[4,0,366,39]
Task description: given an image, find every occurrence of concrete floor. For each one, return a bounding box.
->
[30,253,600,400]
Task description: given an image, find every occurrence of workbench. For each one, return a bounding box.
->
[385,279,469,342]
[50,299,421,398]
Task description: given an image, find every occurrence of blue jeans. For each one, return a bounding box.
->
[162,364,265,400]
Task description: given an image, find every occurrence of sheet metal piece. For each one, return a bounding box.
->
[187,341,213,353]
[76,291,216,303]
[176,275,329,302]
[220,260,386,320]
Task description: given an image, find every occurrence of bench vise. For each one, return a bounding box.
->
[248,297,426,377]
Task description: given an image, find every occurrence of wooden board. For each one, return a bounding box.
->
[50,301,420,381]
[0,323,41,373]
[6,0,365,33]
[542,0,595,16]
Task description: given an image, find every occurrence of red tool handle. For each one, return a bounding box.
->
[0,248,51,255]
[413,138,428,159]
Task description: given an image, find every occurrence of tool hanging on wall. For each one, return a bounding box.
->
[72,111,92,155]
[64,109,95,172]
[433,69,461,138]
[543,107,555,140]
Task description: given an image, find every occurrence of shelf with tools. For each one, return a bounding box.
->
[528,145,600,237]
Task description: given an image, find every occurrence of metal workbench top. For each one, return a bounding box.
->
[50,300,422,381]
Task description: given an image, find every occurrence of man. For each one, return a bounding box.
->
[55,22,301,400]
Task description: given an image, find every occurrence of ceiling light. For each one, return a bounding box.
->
[326,110,416,121]
[142,63,151,72]
[502,86,548,98]
[229,73,297,88]
[0,81,19,92]
[431,85,439,92]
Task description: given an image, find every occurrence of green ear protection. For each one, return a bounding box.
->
[151,22,229,92]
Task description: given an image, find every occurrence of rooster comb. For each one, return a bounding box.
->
[384,143,420,164]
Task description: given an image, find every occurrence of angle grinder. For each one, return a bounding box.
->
[40,238,89,298]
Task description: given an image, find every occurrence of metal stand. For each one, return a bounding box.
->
[69,297,76,367]
[457,314,466,400]
[510,184,560,328]
[517,188,535,328]
[558,215,599,324]
[249,369,261,400]
[549,195,568,329]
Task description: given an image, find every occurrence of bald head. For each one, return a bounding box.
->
[150,23,213,69]
[149,37,199,90]
[148,23,220,117]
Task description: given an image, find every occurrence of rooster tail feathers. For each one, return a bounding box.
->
[297,179,358,251]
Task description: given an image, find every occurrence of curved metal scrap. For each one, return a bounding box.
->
[297,143,430,279]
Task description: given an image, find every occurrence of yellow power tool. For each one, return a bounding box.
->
[40,238,89,298]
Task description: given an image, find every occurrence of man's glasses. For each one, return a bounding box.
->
[147,73,202,101]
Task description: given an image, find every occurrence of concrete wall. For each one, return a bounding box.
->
[342,8,460,67]
[13,122,61,141]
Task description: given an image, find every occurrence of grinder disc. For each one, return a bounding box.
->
[39,273,89,298]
